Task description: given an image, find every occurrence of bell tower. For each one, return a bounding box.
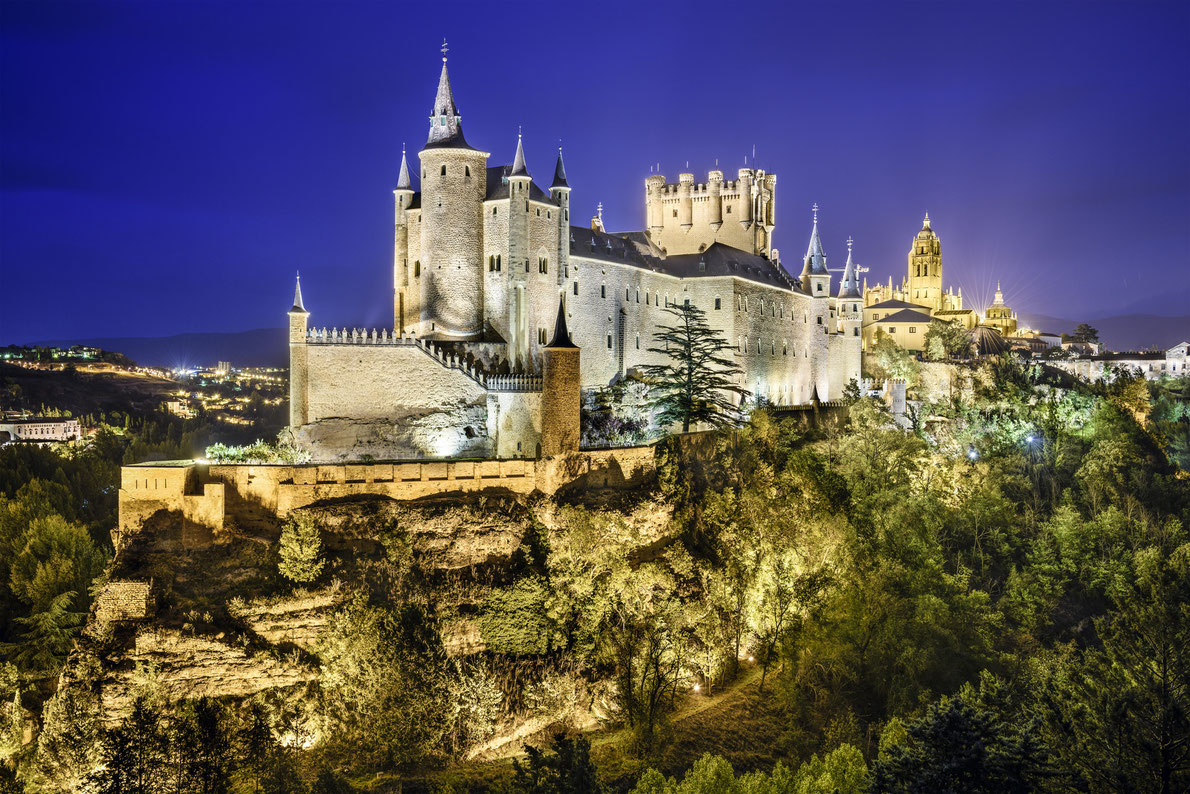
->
[906,213,943,312]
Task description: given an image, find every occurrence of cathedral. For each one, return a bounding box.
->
[287,54,861,461]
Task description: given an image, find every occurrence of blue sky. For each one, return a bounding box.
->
[2,0,1187,341]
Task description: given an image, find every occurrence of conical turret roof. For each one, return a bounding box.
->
[546,296,577,348]
[802,206,828,277]
[396,146,412,190]
[510,134,530,178]
[838,239,861,299]
[424,58,473,150]
[290,273,306,313]
[551,148,569,189]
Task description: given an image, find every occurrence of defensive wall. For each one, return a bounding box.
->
[115,445,657,549]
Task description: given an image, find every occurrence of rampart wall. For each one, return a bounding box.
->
[116,445,658,547]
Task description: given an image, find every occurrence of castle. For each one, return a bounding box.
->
[287,54,861,461]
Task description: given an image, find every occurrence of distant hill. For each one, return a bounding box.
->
[1016,313,1189,352]
[32,328,287,369]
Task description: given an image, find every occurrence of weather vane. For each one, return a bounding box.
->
[596,201,604,220]
[441,39,449,61]
[812,203,819,224]
[846,236,853,252]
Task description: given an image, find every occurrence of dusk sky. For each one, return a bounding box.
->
[2,0,1187,343]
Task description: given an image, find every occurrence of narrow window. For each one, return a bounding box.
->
[672,209,678,218]
[496,255,502,271]
[547,211,551,219]
[626,287,630,301]
[684,298,690,307]
[536,208,541,217]
[493,207,498,215]
[525,200,529,211]
[636,289,640,303]
[601,285,606,298]
[440,165,446,176]
[816,283,822,293]
[715,297,721,310]
[607,334,612,349]
[465,166,470,177]
[635,334,640,349]
[573,282,578,295]
[414,261,420,277]
[817,316,823,325]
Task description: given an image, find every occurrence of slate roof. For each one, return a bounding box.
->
[485,165,557,204]
[551,150,569,189]
[568,228,801,290]
[867,299,931,312]
[872,308,935,325]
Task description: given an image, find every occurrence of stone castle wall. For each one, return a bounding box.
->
[117,445,658,542]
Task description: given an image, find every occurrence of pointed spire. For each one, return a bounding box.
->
[424,44,470,149]
[802,203,828,276]
[993,282,1005,306]
[551,146,569,190]
[290,272,306,313]
[396,144,412,190]
[510,131,530,178]
[923,211,931,230]
[839,236,861,299]
[546,296,577,348]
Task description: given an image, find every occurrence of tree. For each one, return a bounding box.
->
[870,694,1050,793]
[278,512,324,584]
[924,319,973,361]
[869,335,920,385]
[1072,323,1100,343]
[642,303,748,433]
[513,733,606,794]
[1043,544,1190,793]
[2,591,85,673]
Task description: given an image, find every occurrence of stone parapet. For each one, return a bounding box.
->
[117,446,659,540]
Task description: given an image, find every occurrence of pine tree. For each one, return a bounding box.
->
[278,512,324,584]
[641,303,748,433]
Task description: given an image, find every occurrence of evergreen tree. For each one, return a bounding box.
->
[180,697,236,794]
[278,513,324,584]
[641,303,747,433]
[512,733,606,793]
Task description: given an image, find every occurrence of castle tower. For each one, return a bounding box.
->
[287,274,309,429]
[550,148,571,285]
[837,237,863,336]
[507,133,533,368]
[707,169,724,231]
[393,146,417,333]
[642,165,777,257]
[540,297,581,457]
[800,204,831,297]
[417,51,489,339]
[906,212,943,312]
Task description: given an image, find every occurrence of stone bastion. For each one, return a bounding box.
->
[114,445,658,551]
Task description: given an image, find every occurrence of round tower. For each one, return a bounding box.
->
[393,145,416,333]
[287,274,309,429]
[550,148,571,284]
[707,169,724,231]
[645,174,666,234]
[418,55,489,338]
[540,297,580,457]
[678,172,694,229]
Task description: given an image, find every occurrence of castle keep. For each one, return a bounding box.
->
[288,55,862,461]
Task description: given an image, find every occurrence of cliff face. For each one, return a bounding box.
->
[43,484,675,782]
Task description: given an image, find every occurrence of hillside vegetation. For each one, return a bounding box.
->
[0,361,1187,792]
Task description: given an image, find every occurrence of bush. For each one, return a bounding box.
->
[278,513,324,584]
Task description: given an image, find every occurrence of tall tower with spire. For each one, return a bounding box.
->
[800,204,831,297]
[288,273,309,428]
[393,145,417,333]
[416,43,490,338]
[906,212,943,312]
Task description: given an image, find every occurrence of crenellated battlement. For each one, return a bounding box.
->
[645,167,776,258]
